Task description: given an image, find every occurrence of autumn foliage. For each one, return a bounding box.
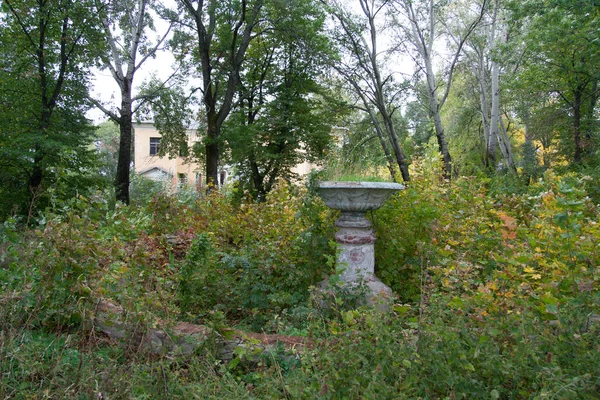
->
[1,170,598,398]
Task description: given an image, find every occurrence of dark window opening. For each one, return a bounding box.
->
[178,173,187,189]
[149,137,161,156]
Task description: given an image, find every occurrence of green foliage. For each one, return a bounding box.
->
[506,0,600,165]
[441,71,487,176]
[1,166,599,398]
[94,120,120,183]
[374,180,440,302]
[129,173,170,207]
[177,183,335,329]
[177,233,223,317]
[1,196,107,330]
[223,0,339,200]
[137,81,194,160]
[0,0,104,221]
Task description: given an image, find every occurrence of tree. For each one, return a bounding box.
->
[508,0,600,165]
[224,0,339,199]
[463,0,516,172]
[326,0,411,182]
[92,0,175,204]
[392,0,488,178]
[173,0,265,187]
[0,0,101,220]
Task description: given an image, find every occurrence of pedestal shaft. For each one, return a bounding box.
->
[334,212,375,282]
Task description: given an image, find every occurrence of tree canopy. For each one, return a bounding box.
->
[0,0,103,220]
[0,0,599,215]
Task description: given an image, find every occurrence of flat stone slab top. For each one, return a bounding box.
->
[317,181,404,212]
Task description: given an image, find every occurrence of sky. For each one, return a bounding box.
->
[87,0,415,125]
[87,2,177,124]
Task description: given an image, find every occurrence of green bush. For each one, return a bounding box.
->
[177,183,336,329]
[374,179,442,302]
[2,168,599,399]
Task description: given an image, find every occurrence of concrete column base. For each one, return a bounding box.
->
[316,211,394,310]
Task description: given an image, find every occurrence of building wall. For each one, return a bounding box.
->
[291,159,318,177]
[134,122,202,190]
[133,121,326,191]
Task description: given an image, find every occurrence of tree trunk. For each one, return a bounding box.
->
[205,117,220,189]
[487,57,500,170]
[429,99,453,179]
[29,154,44,190]
[478,54,490,140]
[425,54,452,178]
[373,125,398,182]
[249,157,266,201]
[573,89,582,164]
[361,0,410,182]
[361,99,402,182]
[400,0,487,180]
[382,116,410,182]
[182,0,264,190]
[115,117,132,204]
[115,84,133,204]
[30,109,52,191]
[498,116,517,173]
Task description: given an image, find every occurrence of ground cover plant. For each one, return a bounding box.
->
[0,169,598,399]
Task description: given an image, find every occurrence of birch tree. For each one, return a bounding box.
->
[392,0,487,178]
[464,0,515,172]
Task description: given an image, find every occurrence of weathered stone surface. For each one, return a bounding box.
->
[317,181,403,308]
[335,230,376,245]
[364,276,395,311]
[92,299,309,359]
[94,299,127,339]
[336,242,374,282]
[318,181,404,212]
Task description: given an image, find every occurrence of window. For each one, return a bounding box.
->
[149,137,161,156]
[178,173,187,190]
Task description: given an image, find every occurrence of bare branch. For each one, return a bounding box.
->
[88,97,120,122]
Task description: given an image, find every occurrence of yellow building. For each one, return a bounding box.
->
[133,121,323,191]
[134,122,205,190]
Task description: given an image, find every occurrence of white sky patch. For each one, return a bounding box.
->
[88,1,178,124]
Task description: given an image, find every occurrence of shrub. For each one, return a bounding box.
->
[2,167,599,399]
[374,179,442,302]
[176,182,336,329]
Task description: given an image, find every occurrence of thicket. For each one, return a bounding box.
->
[1,168,599,398]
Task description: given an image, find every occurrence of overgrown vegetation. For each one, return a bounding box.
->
[1,0,598,396]
[1,163,598,398]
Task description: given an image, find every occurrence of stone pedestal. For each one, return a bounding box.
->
[334,212,393,306]
[317,181,404,308]
[335,213,375,282]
